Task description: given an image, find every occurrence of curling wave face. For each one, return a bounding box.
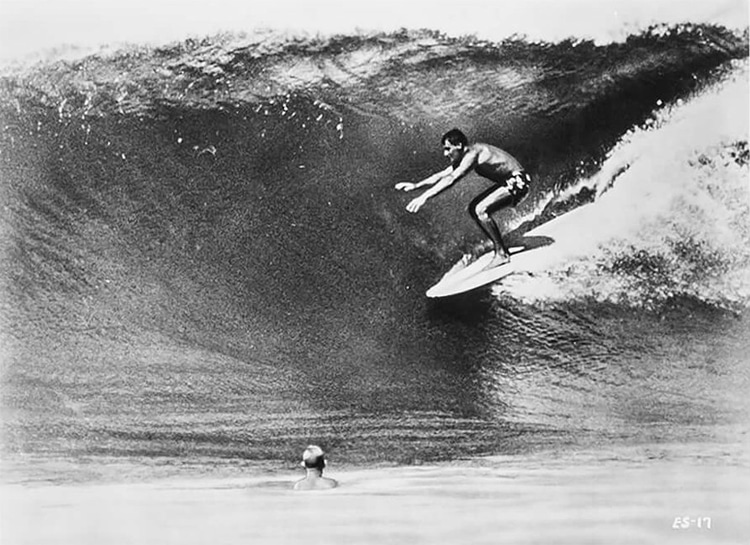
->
[0,26,748,466]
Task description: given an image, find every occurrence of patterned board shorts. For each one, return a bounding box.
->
[507,171,531,206]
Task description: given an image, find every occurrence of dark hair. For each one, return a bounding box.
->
[442,128,468,146]
[302,446,326,469]
[304,454,325,470]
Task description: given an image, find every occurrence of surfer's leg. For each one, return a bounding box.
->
[469,185,514,267]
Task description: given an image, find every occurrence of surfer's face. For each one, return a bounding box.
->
[442,140,464,163]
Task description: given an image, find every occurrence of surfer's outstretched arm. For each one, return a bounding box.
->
[394,165,453,192]
[404,149,477,213]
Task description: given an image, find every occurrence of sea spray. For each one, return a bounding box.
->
[497,63,750,309]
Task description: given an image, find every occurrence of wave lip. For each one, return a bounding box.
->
[2,24,747,117]
[2,0,748,62]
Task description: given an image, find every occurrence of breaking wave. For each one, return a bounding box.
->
[499,64,749,309]
[1,25,748,464]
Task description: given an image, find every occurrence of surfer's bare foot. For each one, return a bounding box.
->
[459,254,473,267]
[486,253,511,270]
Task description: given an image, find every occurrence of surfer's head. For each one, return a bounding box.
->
[300,445,326,470]
[442,128,467,163]
[442,128,468,147]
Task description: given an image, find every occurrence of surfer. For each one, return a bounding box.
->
[293,445,339,491]
[395,129,531,268]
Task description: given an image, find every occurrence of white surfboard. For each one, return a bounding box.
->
[425,236,555,298]
[425,201,611,298]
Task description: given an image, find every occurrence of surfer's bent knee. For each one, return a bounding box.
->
[473,205,491,222]
[470,186,512,220]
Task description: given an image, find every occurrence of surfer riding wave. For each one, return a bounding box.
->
[395,129,531,268]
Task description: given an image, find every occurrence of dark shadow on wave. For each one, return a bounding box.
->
[508,235,555,253]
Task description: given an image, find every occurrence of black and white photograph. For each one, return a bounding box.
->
[1,0,748,543]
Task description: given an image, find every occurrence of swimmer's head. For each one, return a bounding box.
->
[301,445,326,470]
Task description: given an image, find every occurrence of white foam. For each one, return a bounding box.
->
[495,64,750,307]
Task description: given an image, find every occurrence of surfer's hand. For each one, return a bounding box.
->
[395,182,416,192]
[406,195,427,213]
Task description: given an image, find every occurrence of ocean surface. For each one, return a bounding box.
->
[1,23,749,479]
